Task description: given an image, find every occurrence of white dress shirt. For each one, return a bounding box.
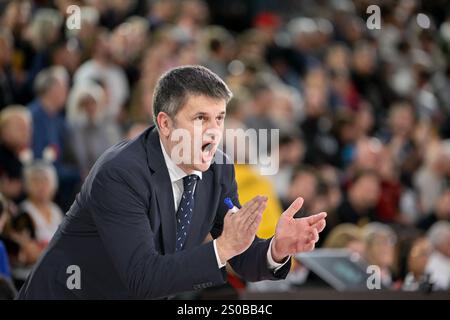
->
[160,140,289,270]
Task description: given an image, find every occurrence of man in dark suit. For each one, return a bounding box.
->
[18,65,326,299]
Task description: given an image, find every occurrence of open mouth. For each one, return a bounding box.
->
[202,142,213,153]
[200,141,215,163]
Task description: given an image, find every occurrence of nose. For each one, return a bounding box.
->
[204,129,217,141]
[204,126,221,143]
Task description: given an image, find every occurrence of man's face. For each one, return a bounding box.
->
[355,175,381,207]
[160,94,226,173]
[48,79,68,111]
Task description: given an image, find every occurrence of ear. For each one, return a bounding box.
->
[156,112,173,138]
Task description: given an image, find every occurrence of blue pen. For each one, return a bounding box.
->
[224,197,239,213]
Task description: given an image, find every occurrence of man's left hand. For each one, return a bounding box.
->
[271,197,327,263]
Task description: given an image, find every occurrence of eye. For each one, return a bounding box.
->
[216,115,225,121]
[194,115,205,121]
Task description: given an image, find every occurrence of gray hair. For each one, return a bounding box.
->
[24,161,58,192]
[0,105,31,131]
[427,221,450,248]
[34,66,69,97]
[363,222,397,245]
[152,65,233,127]
[67,81,105,124]
[29,8,63,50]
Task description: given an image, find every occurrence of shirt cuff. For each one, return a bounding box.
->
[213,239,226,269]
[267,238,290,271]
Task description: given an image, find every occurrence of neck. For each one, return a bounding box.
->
[31,198,49,208]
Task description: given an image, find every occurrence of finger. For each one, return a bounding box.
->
[306,242,315,251]
[244,198,267,230]
[307,212,327,226]
[311,219,326,233]
[283,197,304,218]
[224,211,232,223]
[248,211,263,234]
[247,200,267,232]
[241,196,262,220]
[235,196,259,219]
[311,228,319,243]
[241,196,261,231]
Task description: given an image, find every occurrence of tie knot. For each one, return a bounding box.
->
[182,174,198,190]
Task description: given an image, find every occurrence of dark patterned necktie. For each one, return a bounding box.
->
[175,174,198,251]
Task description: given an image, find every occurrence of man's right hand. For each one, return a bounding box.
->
[216,195,267,265]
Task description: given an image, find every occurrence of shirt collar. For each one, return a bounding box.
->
[160,139,202,184]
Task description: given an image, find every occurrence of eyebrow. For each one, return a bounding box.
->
[192,111,226,117]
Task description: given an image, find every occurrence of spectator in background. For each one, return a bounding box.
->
[300,68,338,166]
[28,66,80,211]
[0,193,12,280]
[10,161,63,274]
[0,192,19,272]
[417,188,450,231]
[0,28,16,111]
[414,140,450,215]
[317,165,342,217]
[350,40,394,122]
[336,170,381,226]
[201,26,235,79]
[66,81,122,178]
[244,79,277,155]
[48,39,82,78]
[18,8,63,104]
[331,111,358,168]
[146,0,178,32]
[346,137,382,180]
[354,101,375,138]
[0,192,16,300]
[363,222,397,288]
[284,166,319,213]
[269,131,305,201]
[401,236,433,291]
[73,28,130,121]
[176,0,210,38]
[380,101,420,187]
[375,148,403,224]
[426,221,450,290]
[269,85,304,132]
[110,16,149,87]
[0,105,32,202]
[65,5,101,61]
[323,223,365,256]
[28,66,68,162]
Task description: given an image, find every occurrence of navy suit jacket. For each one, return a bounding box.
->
[18,126,290,299]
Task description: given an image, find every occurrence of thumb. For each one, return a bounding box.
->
[283,197,304,218]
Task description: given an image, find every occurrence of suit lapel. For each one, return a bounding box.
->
[154,170,176,254]
[145,126,176,254]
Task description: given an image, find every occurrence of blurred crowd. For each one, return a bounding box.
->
[0,0,450,297]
